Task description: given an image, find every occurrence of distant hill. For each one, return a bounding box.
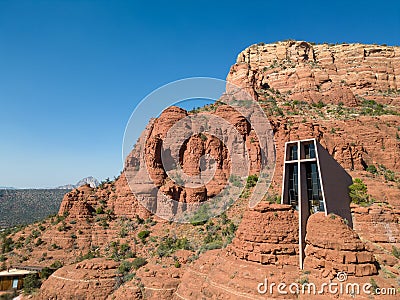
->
[0,186,17,189]
[56,176,99,189]
[0,189,69,228]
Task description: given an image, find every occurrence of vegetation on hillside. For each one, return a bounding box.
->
[255,86,400,120]
[349,178,373,206]
[366,164,399,183]
[0,189,68,228]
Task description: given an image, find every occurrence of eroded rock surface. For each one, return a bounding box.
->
[227,203,299,266]
[304,213,378,277]
[37,258,119,300]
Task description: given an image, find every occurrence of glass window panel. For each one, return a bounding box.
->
[304,143,316,159]
[288,164,298,209]
[305,162,324,213]
[289,145,298,160]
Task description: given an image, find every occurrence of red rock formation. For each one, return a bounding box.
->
[109,263,182,299]
[229,41,400,107]
[352,204,400,275]
[176,249,302,300]
[59,173,151,220]
[58,43,400,220]
[227,202,299,266]
[304,213,378,277]
[37,258,119,300]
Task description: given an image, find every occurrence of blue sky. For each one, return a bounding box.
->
[0,0,399,188]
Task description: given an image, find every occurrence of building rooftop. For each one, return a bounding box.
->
[0,269,37,277]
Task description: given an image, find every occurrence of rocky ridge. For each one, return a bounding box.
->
[230,41,400,106]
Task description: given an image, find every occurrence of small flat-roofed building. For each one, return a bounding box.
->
[0,268,38,291]
[281,138,353,268]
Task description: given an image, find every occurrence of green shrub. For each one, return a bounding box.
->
[312,101,325,109]
[135,215,144,224]
[120,243,130,254]
[1,237,14,253]
[51,243,62,250]
[132,257,147,270]
[199,133,208,141]
[100,219,109,229]
[35,238,44,246]
[53,214,66,225]
[359,99,399,116]
[77,250,95,262]
[115,260,137,289]
[187,254,199,263]
[119,243,135,259]
[200,240,223,252]
[246,174,258,188]
[366,165,378,174]
[109,241,135,261]
[50,260,63,269]
[220,212,228,225]
[361,100,384,115]
[200,229,225,253]
[156,236,191,258]
[349,178,370,205]
[118,260,132,274]
[299,276,309,285]
[384,169,396,181]
[40,267,54,279]
[23,274,41,294]
[119,227,128,238]
[221,222,237,238]
[229,175,243,188]
[31,230,40,239]
[95,206,104,214]
[189,205,210,225]
[266,194,281,204]
[57,221,70,232]
[240,189,251,199]
[378,164,398,182]
[392,246,400,259]
[137,230,150,243]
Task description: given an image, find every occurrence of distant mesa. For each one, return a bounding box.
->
[56,176,99,189]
